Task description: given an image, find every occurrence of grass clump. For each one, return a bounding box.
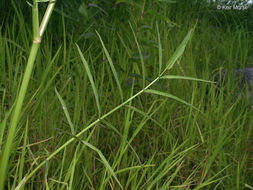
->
[0,0,253,189]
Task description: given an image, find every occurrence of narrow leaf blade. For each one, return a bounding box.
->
[156,22,162,74]
[75,43,101,116]
[96,31,123,101]
[161,75,214,83]
[78,139,123,189]
[164,29,194,72]
[129,22,146,88]
[144,89,200,112]
[55,88,75,135]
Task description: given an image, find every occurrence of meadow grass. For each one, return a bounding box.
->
[0,1,253,189]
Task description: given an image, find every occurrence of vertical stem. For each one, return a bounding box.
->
[33,0,39,39]
[0,41,40,190]
[0,0,56,189]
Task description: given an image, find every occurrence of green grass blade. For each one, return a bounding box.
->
[195,166,229,190]
[144,89,200,112]
[129,22,146,88]
[161,75,214,83]
[18,117,29,184]
[76,137,123,189]
[75,43,101,117]
[115,164,155,175]
[39,0,56,37]
[55,88,75,135]
[36,0,51,2]
[245,184,253,190]
[96,31,123,101]
[156,22,162,74]
[147,156,184,190]
[162,29,194,75]
[122,100,168,155]
[0,104,15,148]
[67,146,78,190]
[143,143,194,189]
[163,160,184,188]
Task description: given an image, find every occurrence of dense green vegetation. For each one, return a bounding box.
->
[0,0,253,189]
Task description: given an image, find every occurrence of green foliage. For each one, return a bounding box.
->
[0,0,253,189]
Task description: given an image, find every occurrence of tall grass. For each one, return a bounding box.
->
[0,1,253,189]
[0,0,55,189]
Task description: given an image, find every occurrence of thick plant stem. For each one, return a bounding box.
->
[0,0,56,188]
[0,42,40,190]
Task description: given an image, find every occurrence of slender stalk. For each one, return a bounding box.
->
[0,42,40,190]
[0,1,56,189]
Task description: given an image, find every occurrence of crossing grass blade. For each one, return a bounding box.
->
[142,143,196,190]
[73,136,123,189]
[124,101,167,133]
[96,31,123,101]
[75,43,101,117]
[55,88,75,135]
[147,156,185,190]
